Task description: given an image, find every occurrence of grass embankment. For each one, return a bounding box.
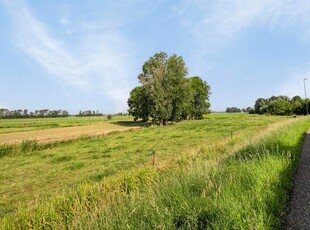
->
[1,114,306,229]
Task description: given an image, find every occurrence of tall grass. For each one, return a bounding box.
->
[0,114,288,219]
[2,117,309,229]
[0,140,40,157]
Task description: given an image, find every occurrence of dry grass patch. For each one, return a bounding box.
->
[0,123,140,144]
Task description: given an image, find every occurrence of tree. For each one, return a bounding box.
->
[226,107,241,113]
[252,95,309,115]
[23,109,28,117]
[244,107,254,113]
[254,98,268,114]
[128,52,211,124]
[127,86,151,122]
[291,96,304,115]
[186,76,211,119]
[268,99,292,115]
[137,52,188,125]
[167,54,189,122]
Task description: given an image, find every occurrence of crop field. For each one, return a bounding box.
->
[0,114,309,229]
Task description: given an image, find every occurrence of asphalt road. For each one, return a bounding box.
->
[284,129,310,229]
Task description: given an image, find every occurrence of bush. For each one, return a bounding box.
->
[107,115,112,120]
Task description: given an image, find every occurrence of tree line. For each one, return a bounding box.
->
[254,95,309,115]
[127,52,211,125]
[0,109,69,119]
[77,110,103,117]
[0,108,129,119]
[226,107,253,113]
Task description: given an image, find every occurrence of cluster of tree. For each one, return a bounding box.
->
[254,95,309,115]
[77,110,103,117]
[226,107,254,113]
[127,52,211,125]
[0,109,69,119]
[226,107,241,113]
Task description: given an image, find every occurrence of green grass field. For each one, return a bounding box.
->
[0,116,131,134]
[0,114,308,229]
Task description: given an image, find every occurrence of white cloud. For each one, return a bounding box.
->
[174,0,310,95]
[3,0,134,111]
[177,0,310,54]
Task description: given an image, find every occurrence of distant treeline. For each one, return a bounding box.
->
[0,108,129,119]
[76,110,103,117]
[253,95,309,115]
[226,95,308,115]
[77,111,128,117]
[0,109,69,119]
[226,107,253,113]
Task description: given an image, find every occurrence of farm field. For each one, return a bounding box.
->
[0,114,309,229]
[0,116,132,135]
[0,116,139,144]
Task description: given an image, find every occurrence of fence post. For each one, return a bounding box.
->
[152,150,156,166]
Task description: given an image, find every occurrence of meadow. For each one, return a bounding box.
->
[0,114,309,229]
[0,116,114,134]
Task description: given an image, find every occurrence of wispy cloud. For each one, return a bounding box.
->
[178,0,310,52]
[175,0,310,97]
[2,0,134,110]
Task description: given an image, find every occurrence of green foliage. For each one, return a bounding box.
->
[0,108,69,119]
[128,52,211,124]
[107,114,112,120]
[186,76,211,119]
[77,110,103,116]
[254,95,309,115]
[127,86,150,122]
[226,107,241,113]
[254,98,268,114]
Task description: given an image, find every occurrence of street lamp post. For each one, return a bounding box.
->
[304,78,309,115]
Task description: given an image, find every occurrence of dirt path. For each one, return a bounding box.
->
[0,123,140,144]
[284,129,310,229]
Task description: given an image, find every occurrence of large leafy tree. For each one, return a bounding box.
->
[128,52,211,124]
[138,52,188,125]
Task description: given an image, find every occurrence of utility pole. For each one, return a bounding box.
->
[304,78,309,115]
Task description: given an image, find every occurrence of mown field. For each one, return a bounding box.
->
[0,116,140,144]
[0,116,132,134]
[0,114,309,229]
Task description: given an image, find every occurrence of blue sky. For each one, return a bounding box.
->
[1,0,310,113]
